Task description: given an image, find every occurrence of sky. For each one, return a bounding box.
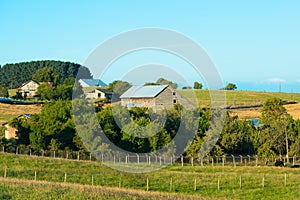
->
[0,0,300,92]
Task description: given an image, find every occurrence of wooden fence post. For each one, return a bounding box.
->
[194,177,197,191]
[284,173,287,186]
[64,173,67,183]
[159,156,162,166]
[255,155,258,166]
[239,175,242,189]
[170,178,173,192]
[34,170,37,181]
[181,155,183,167]
[146,177,149,191]
[4,168,7,178]
[217,176,220,190]
[92,175,94,186]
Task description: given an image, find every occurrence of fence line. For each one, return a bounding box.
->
[2,168,299,192]
[1,145,300,167]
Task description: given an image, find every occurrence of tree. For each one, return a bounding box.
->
[156,78,178,89]
[225,83,237,90]
[35,84,55,100]
[0,85,8,97]
[144,82,159,86]
[30,100,76,150]
[182,86,192,90]
[193,82,203,90]
[259,98,292,157]
[107,80,131,98]
[32,67,59,85]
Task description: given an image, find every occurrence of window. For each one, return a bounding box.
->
[173,92,176,95]
[173,99,177,104]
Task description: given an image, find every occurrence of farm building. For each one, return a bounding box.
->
[79,79,107,87]
[18,80,53,97]
[120,85,178,112]
[85,88,112,100]
[3,114,31,140]
[18,80,40,97]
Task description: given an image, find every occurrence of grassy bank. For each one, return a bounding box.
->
[178,90,300,107]
[0,153,299,199]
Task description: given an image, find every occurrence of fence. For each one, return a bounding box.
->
[1,144,300,167]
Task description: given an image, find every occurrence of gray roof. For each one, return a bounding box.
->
[120,85,168,98]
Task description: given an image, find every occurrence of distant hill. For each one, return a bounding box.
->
[0,60,92,88]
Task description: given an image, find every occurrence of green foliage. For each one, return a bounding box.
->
[0,85,8,97]
[32,67,59,85]
[258,98,292,156]
[182,86,192,90]
[156,78,178,89]
[225,83,237,90]
[0,60,92,88]
[29,101,75,150]
[193,82,203,90]
[9,117,31,145]
[107,80,131,98]
[35,84,54,100]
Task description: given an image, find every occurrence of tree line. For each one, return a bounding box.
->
[0,60,92,89]
[1,97,300,158]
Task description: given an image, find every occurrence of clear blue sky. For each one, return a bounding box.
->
[1,0,300,92]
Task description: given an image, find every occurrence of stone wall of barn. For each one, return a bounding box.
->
[155,87,177,110]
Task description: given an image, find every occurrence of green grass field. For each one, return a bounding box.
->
[178,89,300,107]
[0,153,299,199]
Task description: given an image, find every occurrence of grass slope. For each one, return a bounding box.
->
[0,153,299,199]
[178,90,300,107]
[0,103,42,125]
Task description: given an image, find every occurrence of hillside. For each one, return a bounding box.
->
[179,89,300,119]
[0,153,300,199]
[0,60,92,89]
[178,89,300,107]
[0,103,42,125]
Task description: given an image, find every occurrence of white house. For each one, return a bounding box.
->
[18,80,40,97]
[85,88,112,100]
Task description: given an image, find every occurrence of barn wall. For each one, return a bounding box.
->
[121,98,156,108]
[155,87,177,110]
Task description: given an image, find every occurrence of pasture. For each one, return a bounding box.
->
[0,153,299,199]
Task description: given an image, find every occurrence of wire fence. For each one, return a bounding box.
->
[1,145,300,167]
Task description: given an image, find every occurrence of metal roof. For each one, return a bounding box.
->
[120,85,168,98]
[81,79,107,87]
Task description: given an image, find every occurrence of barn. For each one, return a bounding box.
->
[120,85,177,112]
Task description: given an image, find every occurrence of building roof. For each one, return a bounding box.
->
[87,88,112,94]
[80,79,107,87]
[120,85,168,98]
[20,80,40,87]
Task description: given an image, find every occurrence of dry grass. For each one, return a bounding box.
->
[229,103,300,120]
[0,177,215,200]
[0,103,42,125]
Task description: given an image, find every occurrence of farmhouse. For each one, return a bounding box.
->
[18,80,53,97]
[120,85,177,112]
[79,79,107,87]
[85,88,112,100]
[18,80,40,97]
